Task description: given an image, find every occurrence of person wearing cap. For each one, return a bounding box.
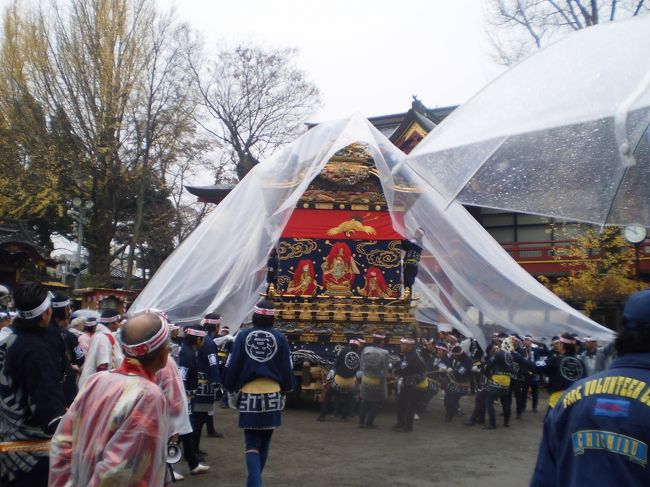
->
[0,282,66,487]
[531,289,650,487]
[317,338,363,422]
[178,325,211,475]
[392,337,427,432]
[222,299,295,487]
[78,309,124,388]
[44,292,84,407]
[358,334,390,428]
[49,312,171,486]
[196,313,224,441]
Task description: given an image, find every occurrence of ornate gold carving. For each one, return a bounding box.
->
[355,241,401,269]
[299,302,312,321]
[278,238,318,261]
[333,303,346,321]
[350,304,363,320]
[332,143,372,162]
[367,304,380,321]
[327,217,377,237]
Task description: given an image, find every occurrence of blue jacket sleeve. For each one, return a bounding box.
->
[222,334,244,392]
[278,334,295,393]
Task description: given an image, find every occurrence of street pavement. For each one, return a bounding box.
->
[178,393,546,487]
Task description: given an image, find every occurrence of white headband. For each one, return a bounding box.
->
[202,318,222,325]
[51,299,70,309]
[254,305,275,316]
[185,327,207,337]
[122,320,170,357]
[17,295,51,319]
[99,315,120,324]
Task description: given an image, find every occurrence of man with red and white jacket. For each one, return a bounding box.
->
[78,309,124,388]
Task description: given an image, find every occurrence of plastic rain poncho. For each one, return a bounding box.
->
[78,324,124,388]
[131,114,614,349]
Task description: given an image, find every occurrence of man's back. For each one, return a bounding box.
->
[0,328,66,484]
[531,353,650,487]
[49,364,169,487]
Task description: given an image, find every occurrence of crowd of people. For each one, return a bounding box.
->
[1,280,649,486]
[315,326,614,434]
[0,281,298,487]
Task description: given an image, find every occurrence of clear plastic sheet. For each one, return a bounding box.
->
[131,114,614,347]
[406,15,650,226]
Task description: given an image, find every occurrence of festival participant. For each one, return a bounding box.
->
[483,336,534,429]
[358,334,390,428]
[357,267,395,298]
[215,324,235,408]
[78,309,124,387]
[0,282,65,487]
[45,292,84,407]
[318,339,362,422]
[284,259,317,296]
[443,345,474,422]
[531,289,650,486]
[401,229,423,299]
[168,323,181,363]
[522,335,542,413]
[178,325,211,475]
[154,322,192,483]
[49,312,170,486]
[321,242,360,293]
[77,315,97,356]
[532,333,586,411]
[416,338,439,416]
[199,313,224,440]
[509,335,528,419]
[223,299,295,487]
[392,337,427,432]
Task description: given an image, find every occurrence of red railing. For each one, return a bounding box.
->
[499,239,650,275]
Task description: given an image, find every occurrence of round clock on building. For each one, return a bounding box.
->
[623,225,647,244]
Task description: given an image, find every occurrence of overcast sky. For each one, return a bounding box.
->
[168,0,504,122]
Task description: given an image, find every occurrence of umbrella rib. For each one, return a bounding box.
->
[444,136,509,210]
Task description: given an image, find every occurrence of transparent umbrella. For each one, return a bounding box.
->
[407,15,650,226]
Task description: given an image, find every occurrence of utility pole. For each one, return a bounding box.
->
[68,198,94,289]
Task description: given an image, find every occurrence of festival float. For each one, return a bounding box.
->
[265,143,423,400]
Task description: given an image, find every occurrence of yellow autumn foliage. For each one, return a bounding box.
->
[539,225,640,316]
